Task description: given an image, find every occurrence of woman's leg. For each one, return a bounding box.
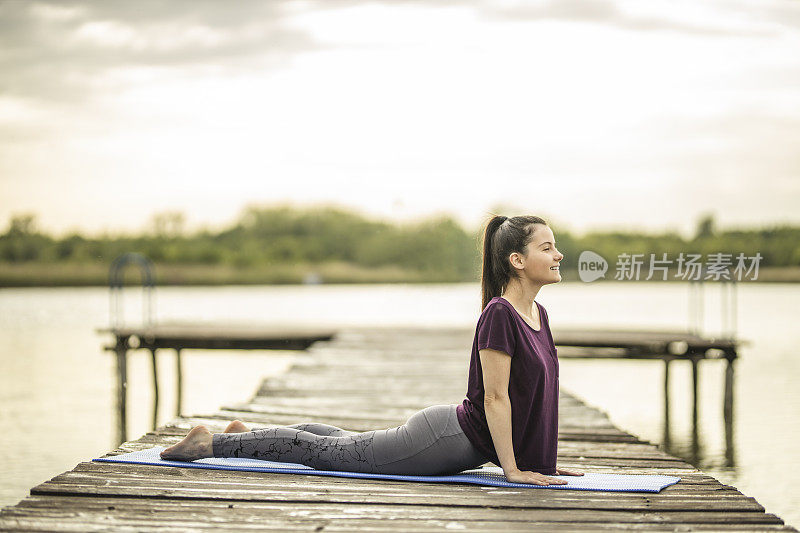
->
[210,405,487,475]
[283,423,359,437]
[224,420,358,437]
[161,422,360,463]
[370,404,488,475]
[211,426,378,472]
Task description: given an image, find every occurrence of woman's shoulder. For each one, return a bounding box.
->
[535,300,550,320]
[534,301,554,333]
[477,298,518,331]
[482,296,515,316]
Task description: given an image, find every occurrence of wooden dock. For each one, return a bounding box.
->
[98,323,336,443]
[1,326,795,531]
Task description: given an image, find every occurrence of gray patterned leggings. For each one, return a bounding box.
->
[212,404,487,475]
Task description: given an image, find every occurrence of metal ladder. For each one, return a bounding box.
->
[688,277,738,340]
[109,252,156,329]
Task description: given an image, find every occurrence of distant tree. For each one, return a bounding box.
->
[6,214,38,236]
[1,214,44,261]
[694,213,716,240]
[149,211,186,239]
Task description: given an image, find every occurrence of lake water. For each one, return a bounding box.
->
[0,282,797,528]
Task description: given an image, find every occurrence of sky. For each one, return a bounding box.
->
[1,0,799,238]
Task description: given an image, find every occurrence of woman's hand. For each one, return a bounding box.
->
[555,466,584,476]
[504,469,568,485]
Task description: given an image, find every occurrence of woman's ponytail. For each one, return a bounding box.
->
[479,214,548,311]
[480,215,509,311]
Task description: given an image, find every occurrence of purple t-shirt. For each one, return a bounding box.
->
[456,296,560,475]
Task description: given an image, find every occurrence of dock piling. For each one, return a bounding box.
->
[175,348,183,417]
[113,335,128,445]
[149,347,159,431]
[724,356,736,466]
[663,357,672,449]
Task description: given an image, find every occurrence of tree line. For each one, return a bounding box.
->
[1,208,798,284]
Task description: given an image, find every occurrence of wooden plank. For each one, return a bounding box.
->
[97,324,335,351]
[3,507,795,533]
[8,497,773,518]
[7,493,787,526]
[23,475,787,524]
[98,323,336,340]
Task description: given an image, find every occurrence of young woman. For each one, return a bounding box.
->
[161,214,583,485]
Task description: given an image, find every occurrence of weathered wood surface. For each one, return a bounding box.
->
[551,328,738,350]
[98,323,335,350]
[1,326,794,532]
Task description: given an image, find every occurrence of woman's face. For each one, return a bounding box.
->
[518,224,564,285]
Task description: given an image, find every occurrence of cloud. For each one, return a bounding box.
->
[0,0,320,103]
[3,0,797,106]
[475,0,786,38]
[657,109,800,185]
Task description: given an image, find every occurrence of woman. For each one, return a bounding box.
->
[161,214,583,486]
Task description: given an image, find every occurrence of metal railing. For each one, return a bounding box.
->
[109,252,155,329]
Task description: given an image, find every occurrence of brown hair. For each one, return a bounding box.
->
[480,214,548,311]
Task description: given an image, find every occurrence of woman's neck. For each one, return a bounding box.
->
[500,280,541,318]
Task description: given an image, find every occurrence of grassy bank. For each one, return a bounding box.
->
[1,262,798,287]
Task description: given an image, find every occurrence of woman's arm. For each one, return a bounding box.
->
[479,348,518,473]
[480,348,566,486]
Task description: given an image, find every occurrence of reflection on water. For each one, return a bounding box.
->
[661,356,737,470]
[0,282,798,528]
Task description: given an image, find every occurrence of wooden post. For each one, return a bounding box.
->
[691,357,699,421]
[175,348,183,417]
[691,356,700,452]
[724,357,736,466]
[114,335,128,445]
[150,348,159,431]
[662,357,671,448]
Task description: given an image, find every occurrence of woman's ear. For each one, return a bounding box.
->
[508,252,524,270]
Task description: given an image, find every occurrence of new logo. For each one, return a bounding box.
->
[578,250,608,282]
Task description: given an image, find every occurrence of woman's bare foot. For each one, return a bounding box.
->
[160,426,213,461]
[224,420,249,433]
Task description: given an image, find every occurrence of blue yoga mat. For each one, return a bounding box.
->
[95,447,680,493]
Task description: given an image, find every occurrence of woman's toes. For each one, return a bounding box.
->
[159,425,213,460]
[224,420,249,433]
[160,445,177,459]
